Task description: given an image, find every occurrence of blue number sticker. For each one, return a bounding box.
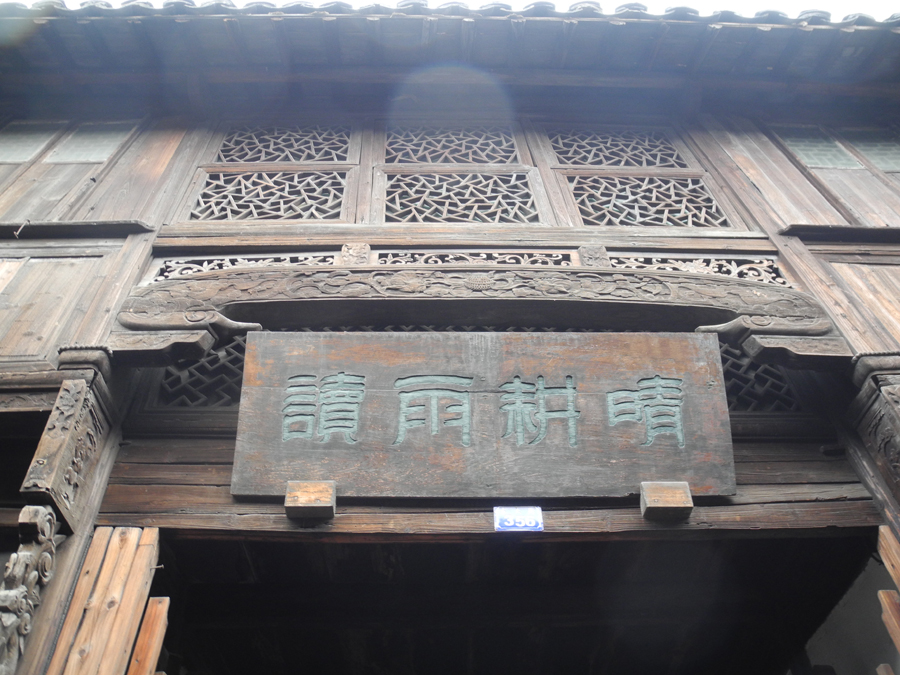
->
[493,506,544,532]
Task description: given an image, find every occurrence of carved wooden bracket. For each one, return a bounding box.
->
[0,505,64,675]
[851,355,900,507]
[20,379,114,533]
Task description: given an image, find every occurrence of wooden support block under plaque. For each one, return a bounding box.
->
[640,481,693,522]
[285,481,336,520]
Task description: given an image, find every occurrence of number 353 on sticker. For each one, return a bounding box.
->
[493,506,544,532]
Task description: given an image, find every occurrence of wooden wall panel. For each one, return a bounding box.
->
[828,262,900,351]
[696,116,849,227]
[814,169,900,228]
[0,257,101,361]
[0,164,97,222]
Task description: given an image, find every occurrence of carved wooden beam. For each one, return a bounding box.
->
[0,506,64,675]
[20,379,114,533]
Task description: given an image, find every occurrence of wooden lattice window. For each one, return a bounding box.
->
[183,121,361,225]
[385,126,518,164]
[525,122,739,230]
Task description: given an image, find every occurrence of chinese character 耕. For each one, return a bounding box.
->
[606,375,685,447]
[499,375,580,446]
[393,375,473,447]
[282,372,366,444]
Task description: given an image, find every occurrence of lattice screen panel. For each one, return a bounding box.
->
[386,127,518,164]
[154,334,800,414]
[771,126,861,169]
[157,336,246,407]
[569,175,730,228]
[841,129,900,171]
[385,173,539,223]
[217,125,352,163]
[547,129,688,168]
[190,171,345,220]
[719,344,801,412]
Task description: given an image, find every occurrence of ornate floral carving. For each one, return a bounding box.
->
[338,243,371,266]
[21,381,108,532]
[154,255,336,282]
[608,257,790,286]
[0,392,57,411]
[0,506,64,675]
[118,266,833,339]
[578,245,611,267]
[860,383,900,495]
[378,251,571,266]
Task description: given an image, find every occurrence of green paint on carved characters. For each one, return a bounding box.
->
[500,375,580,447]
[606,375,685,447]
[282,372,366,444]
[393,375,474,447]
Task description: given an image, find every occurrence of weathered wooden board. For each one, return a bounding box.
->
[232,332,734,499]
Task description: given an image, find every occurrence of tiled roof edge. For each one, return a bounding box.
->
[3,0,899,25]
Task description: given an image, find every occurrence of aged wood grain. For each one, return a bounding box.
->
[125,598,169,675]
[232,332,735,499]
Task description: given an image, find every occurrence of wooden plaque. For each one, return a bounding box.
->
[232,332,735,499]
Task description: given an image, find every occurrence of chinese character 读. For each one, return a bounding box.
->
[499,375,580,446]
[393,375,473,447]
[606,375,685,447]
[282,372,366,444]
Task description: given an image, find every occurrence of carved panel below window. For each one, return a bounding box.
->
[385,126,517,164]
[569,175,730,228]
[385,173,538,223]
[547,129,688,168]
[217,125,352,163]
[190,172,345,220]
[378,251,571,266]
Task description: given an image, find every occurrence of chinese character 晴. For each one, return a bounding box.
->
[606,375,685,447]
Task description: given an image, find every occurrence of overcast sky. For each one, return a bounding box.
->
[73,0,899,19]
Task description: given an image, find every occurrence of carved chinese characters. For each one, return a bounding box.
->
[232,332,735,499]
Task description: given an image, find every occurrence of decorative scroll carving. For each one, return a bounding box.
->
[578,245,611,267]
[190,172,346,221]
[117,266,833,340]
[385,126,517,164]
[217,125,352,163]
[154,255,336,281]
[385,173,539,223]
[719,344,800,412]
[0,391,57,411]
[609,257,790,286]
[859,378,900,502]
[0,506,64,675]
[378,251,571,266]
[568,175,730,228]
[337,243,371,266]
[156,335,246,408]
[21,380,110,533]
[107,330,216,365]
[547,129,689,168]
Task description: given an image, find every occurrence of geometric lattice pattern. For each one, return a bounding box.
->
[217,125,352,163]
[157,336,246,407]
[155,334,801,415]
[841,129,900,171]
[569,175,730,228]
[771,126,861,169]
[719,343,801,413]
[386,126,517,164]
[547,128,688,167]
[385,173,539,223]
[190,172,345,220]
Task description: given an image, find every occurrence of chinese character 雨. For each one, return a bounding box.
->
[393,375,473,447]
[606,375,684,447]
[499,375,580,447]
[282,372,366,444]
